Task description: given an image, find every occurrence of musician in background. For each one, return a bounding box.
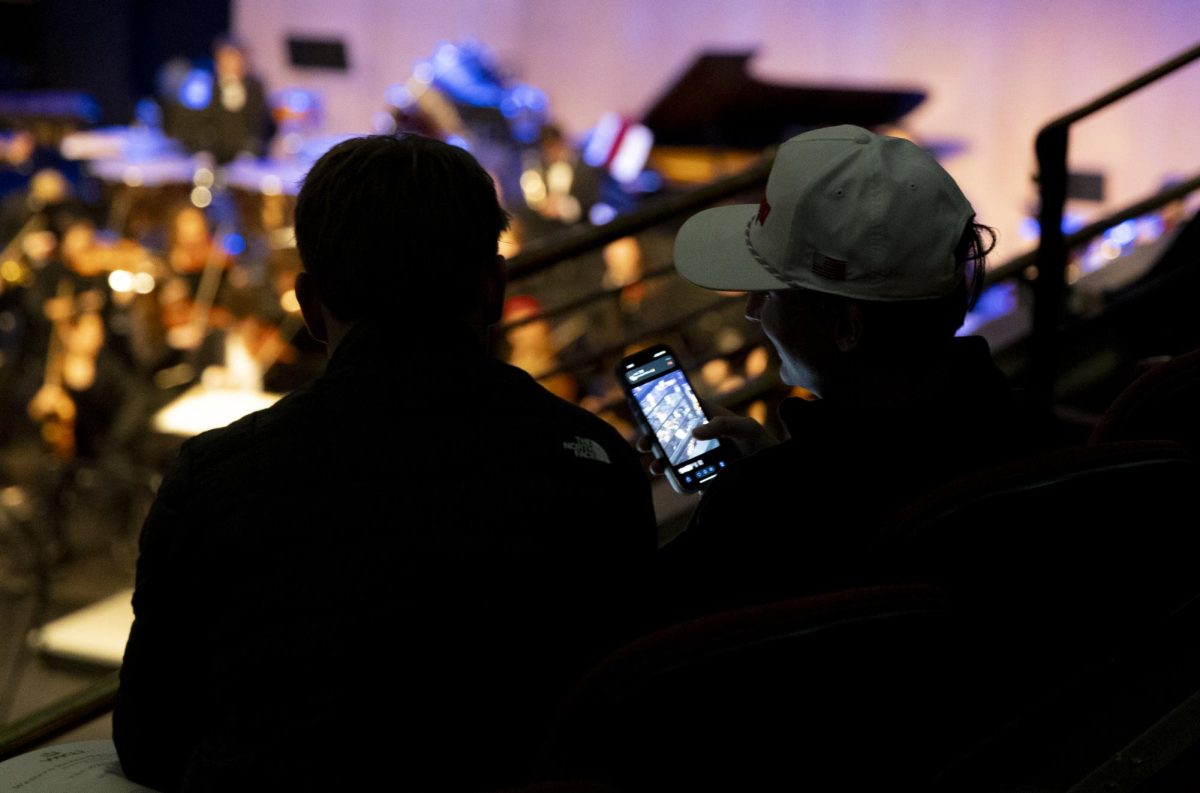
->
[24,221,137,461]
[0,167,91,246]
[165,37,272,164]
[518,124,602,237]
[208,36,272,162]
[0,130,37,202]
[501,294,579,402]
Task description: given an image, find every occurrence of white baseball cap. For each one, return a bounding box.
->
[673,125,975,301]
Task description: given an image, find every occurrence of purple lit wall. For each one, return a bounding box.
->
[233,0,1200,263]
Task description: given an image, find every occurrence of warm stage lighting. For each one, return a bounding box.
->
[280,289,301,313]
[108,269,134,293]
[191,186,213,208]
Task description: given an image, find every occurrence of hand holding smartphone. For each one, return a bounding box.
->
[617,344,738,494]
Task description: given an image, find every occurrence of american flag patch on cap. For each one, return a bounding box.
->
[812,256,847,281]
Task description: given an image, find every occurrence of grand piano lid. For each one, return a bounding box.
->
[642,52,926,148]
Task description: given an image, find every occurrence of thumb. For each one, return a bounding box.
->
[693,415,761,441]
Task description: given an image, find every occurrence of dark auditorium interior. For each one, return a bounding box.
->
[1,0,1199,790]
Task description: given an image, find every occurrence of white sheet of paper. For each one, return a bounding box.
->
[0,740,159,792]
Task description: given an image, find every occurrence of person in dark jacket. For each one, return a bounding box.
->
[114,134,657,792]
[657,125,1052,615]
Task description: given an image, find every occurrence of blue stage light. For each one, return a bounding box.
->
[179,69,213,110]
[223,233,246,256]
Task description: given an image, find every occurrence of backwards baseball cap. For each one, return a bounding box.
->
[674,125,975,301]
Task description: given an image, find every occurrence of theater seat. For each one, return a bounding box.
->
[882,440,1200,677]
[1090,346,1200,454]
[877,440,1200,790]
[537,584,1006,792]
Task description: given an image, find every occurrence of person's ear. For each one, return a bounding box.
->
[294,271,328,344]
[834,302,864,353]
[482,254,507,326]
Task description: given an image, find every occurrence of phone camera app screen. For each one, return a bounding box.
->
[630,369,719,467]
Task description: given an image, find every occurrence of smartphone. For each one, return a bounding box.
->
[617,344,738,495]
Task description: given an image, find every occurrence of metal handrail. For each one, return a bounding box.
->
[986,171,1200,286]
[0,671,119,762]
[1031,42,1200,394]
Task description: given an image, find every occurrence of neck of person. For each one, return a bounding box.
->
[321,306,492,360]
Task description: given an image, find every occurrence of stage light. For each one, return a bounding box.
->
[284,90,312,113]
[280,289,300,313]
[260,174,283,196]
[385,84,414,109]
[223,233,246,256]
[180,69,213,110]
[589,203,617,225]
[1137,215,1166,243]
[520,170,546,204]
[193,168,214,188]
[1,260,22,283]
[191,186,212,208]
[372,111,397,135]
[122,167,144,187]
[133,273,156,294]
[1109,220,1137,245]
[413,62,435,84]
[108,270,134,293]
[1018,217,1041,241]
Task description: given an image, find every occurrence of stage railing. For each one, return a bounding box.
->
[502,131,1200,421]
[1030,42,1200,396]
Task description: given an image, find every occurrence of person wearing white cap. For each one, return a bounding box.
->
[658,125,1053,615]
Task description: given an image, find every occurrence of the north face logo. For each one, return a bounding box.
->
[564,436,611,463]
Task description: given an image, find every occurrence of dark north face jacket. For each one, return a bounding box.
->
[114,318,656,793]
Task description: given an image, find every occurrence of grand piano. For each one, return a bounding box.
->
[641,51,927,184]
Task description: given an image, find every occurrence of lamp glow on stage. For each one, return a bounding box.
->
[386,83,414,109]
[191,186,212,208]
[222,233,246,256]
[589,202,617,225]
[283,90,312,114]
[108,270,134,293]
[180,69,213,110]
[280,289,300,313]
[372,112,398,135]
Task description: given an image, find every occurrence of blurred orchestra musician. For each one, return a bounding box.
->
[519,123,602,233]
[0,167,90,250]
[602,235,647,313]
[0,129,82,206]
[0,130,37,200]
[24,219,141,461]
[501,293,579,402]
[160,204,234,356]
